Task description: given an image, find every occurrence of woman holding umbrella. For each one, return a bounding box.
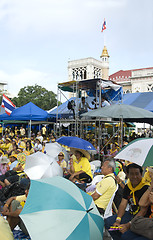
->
[67,149,93,184]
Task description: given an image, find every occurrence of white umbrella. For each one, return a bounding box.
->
[45,142,70,162]
[45,142,62,158]
[24,152,63,180]
[114,138,153,167]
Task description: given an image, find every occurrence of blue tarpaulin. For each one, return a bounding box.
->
[49,92,153,120]
[122,92,153,112]
[48,97,95,119]
[0,102,49,121]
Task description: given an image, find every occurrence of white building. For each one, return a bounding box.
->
[109,67,153,94]
[0,80,14,98]
[68,46,110,82]
[131,67,153,93]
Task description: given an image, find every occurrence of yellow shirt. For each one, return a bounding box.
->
[143,169,152,183]
[94,173,117,210]
[15,163,26,176]
[73,157,93,179]
[59,160,67,169]
[23,148,34,155]
[16,194,27,202]
[0,216,14,240]
[1,143,12,151]
[0,127,3,134]
[42,127,46,135]
[118,171,126,182]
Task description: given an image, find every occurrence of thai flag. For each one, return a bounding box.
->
[1,94,16,115]
[101,19,106,32]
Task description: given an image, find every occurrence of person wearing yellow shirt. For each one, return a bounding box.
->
[143,167,153,184]
[67,149,92,183]
[42,125,47,137]
[91,159,117,215]
[23,140,34,155]
[0,124,3,134]
[57,152,67,175]
[14,126,18,136]
[1,138,12,153]
[9,130,14,139]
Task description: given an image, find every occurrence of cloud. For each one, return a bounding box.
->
[0,68,58,97]
[0,0,127,37]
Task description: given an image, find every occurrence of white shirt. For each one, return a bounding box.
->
[102,100,110,107]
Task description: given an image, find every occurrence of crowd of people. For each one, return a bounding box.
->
[0,124,153,240]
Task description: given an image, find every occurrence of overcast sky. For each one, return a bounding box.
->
[0,0,153,98]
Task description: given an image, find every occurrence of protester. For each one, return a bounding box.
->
[126,176,153,240]
[91,158,117,215]
[66,149,93,183]
[20,126,25,137]
[0,156,9,176]
[34,137,42,152]
[36,131,43,143]
[143,167,153,184]
[105,163,151,240]
[1,138,13,155]
[23,140,34,155]
[2,183,30,236]
[108,142,120,157]
[41,125,47,138]
[10,142,18,155]
[57,152,67,174]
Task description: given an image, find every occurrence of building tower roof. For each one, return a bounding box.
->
[100,46,110,58]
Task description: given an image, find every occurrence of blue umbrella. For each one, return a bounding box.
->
[20,176,104,240]
[56,136,96,151]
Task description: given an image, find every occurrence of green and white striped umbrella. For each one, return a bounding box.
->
[114,138,153,167]
[20,176,104,240]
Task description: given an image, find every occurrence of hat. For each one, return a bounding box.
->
[71,148,90,160]
[58,152,65,157]
[20,178,30,190]
[6,138,11,142]
[9,154,18,159]
[36,137,42,143]
[0,156,9,164]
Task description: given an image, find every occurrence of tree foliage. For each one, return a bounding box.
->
[12,85,58,110]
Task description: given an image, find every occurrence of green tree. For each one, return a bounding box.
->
[12,85,59,110]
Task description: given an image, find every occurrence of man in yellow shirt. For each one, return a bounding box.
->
[1,138,12,153]
[67,149,93,184]
[91,158,117,215]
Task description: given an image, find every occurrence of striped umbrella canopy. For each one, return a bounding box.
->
[20,176,104,240]
[114,138,153,167]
